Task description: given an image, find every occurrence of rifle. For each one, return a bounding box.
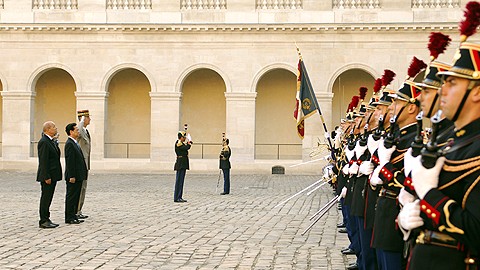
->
[410,111,424,157]
[421,110,442,168]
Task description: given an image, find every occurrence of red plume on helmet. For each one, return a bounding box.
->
[373,78,382,94]
[459,1,480,42]
[347,96,360,113]
[407,57,427,79]
[359,87,368,100]
[428,32,451,61]
[381,69,396,87]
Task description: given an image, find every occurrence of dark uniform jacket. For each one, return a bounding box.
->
[219,146,231,169]
[36,134,62,182]
[410,118,480,269]
[174,140,191,171]
[372,123,417,252]
[350,131,372,217]
[64,137,88,182]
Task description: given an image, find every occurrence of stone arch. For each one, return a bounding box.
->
[251,63,297,93]
[253,63,300,160]
[0,71,8,92]
[103,65,152,158]
[176,63,231,93]
[330,63,378,128]
[327,63,379,94]
[101,63,156,94]
[28,63,81,94]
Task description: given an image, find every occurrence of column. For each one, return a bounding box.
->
[1,91,35,160]
[75,91,108,160]
[150,92,182,162]
[225,92,256,162]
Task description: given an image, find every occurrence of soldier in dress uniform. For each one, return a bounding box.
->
[338,98,362,264]
[219,138,231,195]
[350,95,382,270]
[370,78,422,270]
[174,131,192,203]
[402,4,480,267]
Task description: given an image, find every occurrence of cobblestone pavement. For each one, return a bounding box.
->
[0,171,355,269]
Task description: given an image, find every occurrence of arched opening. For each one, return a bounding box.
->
[180,68,226,159]
[255,69,301,159]
[332,69,376,128]
[105,69,151,158]
[33,68,76,156]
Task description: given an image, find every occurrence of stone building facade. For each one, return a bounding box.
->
[0,0,476,172]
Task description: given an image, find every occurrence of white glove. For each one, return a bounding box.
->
[355,141,368,157]
[404,148,415,178]
[398,200,424,231]
[340,187,347,198]
[345,148,355,161]
[411,156,446,199]
[334,137,341,149]
[378,141,396,166]
[398,187,415,206]
[349,163,359,175]
[324,132,330,140]
[367,135,381,155]
[369,166,383,186]
[342,164,350,175]
[359,161,374,176]
[80,115,85,122]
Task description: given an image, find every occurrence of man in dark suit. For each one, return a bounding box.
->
[219,138,231,195]
[174,131,192,203]
[37,121,62,229]
[64,123,88,224]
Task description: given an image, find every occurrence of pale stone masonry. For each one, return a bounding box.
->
[0,0,476,173]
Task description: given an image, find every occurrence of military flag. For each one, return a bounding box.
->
[294,59,320,139]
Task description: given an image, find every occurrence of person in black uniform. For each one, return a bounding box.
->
[370,79,421,270]
[404,17,480,269]
[174,131,192,203]
[64,123,88,224]
[37,121,62,229]
[219,138,231,195]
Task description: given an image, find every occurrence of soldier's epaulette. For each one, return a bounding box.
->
[391,153,405,165]
[176,141,184,147]
[438,157,480,191]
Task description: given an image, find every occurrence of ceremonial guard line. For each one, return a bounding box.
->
[289,2,480,269]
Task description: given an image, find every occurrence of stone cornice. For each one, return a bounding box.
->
[150,92,182,99]
[0,23,462,33]
[225,92,257,100]
[75,91,109,98]
[1,91,35,98]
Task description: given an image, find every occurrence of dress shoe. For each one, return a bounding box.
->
[174,200,184,203]
[338,228,348,233]
[347,262,359,270]
[180,198,187,202]
[39,222,57,229]
[48,220,59,227]
[337,222,345,228]
[65,219,82,224]
[77,214,89,219]
[220,192,229,195]
[341,248,356,255]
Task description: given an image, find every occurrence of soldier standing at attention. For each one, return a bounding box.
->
[403,2,480,268]
[174,131,192,203]
[76,109,91,220]
[219,138,231,195]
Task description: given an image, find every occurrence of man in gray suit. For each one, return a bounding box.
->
[76,110,91,219]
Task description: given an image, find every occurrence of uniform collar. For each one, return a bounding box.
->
[453,117,480,139]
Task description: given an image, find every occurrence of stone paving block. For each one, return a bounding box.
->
[0,172,353,269]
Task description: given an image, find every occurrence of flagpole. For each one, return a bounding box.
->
[295,45,335,161]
